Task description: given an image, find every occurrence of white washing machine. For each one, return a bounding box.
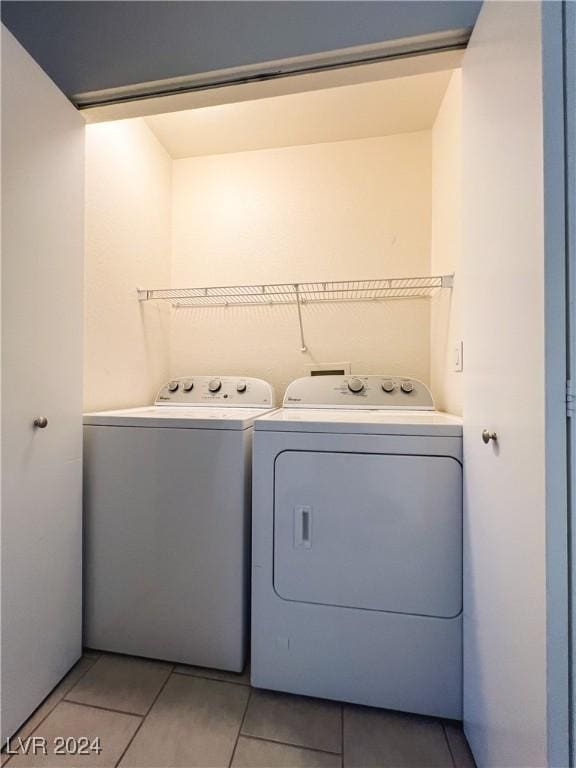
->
[251,375,463,718]
[83,376,275,672]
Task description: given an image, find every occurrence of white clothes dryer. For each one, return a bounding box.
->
[83,376,275,672]
[251,375,462,718]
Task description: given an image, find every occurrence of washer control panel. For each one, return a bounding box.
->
[283,375,434,410]
[156,376,275,407]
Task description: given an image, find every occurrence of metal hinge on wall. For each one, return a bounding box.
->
[567,380,575,417]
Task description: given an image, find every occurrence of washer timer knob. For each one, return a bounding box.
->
[208,379,222,393]
[167,381,179,392]
[347,378,365,394]
[382,380,395,393]
[236,382,247,393]
[183,381,194,392]
[401,381,414,394]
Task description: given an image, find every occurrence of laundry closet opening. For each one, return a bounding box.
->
[83,64,463,415]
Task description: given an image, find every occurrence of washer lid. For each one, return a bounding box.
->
[254,408,462,436]
[83,405,275,430]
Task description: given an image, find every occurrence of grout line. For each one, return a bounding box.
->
[60,699,147,719]
[60,656,100,688]
[143,666,175,716]
[172,669,250,687]
[1,653,101,761]
[238,732,343,757]
[442,721,458,768]
[7,654,450,768]
[65,654,102,690]
[228,686,252,767]
[64,665,175,719]
[113,667,174,768]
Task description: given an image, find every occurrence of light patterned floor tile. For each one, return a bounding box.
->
[6,702,140,767]
[119,673,249,767]
[65,654,171,715]
[444,721,476,768]
[344,705,453,768]
[81,650,101,660]
[173,662,250,686]
[1,655,99,766]
[232,736,341,768]
[242,690,342,754]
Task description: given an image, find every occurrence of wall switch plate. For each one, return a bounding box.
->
[454,341,464,372]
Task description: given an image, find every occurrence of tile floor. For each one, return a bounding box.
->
[2,652,476,768]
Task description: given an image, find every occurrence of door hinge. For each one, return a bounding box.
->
[567,380,575,417]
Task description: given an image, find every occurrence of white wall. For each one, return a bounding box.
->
[84,119,171,411]
[170,133,432,397]
[430,71,462,415]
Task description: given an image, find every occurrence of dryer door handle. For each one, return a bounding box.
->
[294,506,313,549]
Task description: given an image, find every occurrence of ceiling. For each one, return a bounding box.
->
[1,2,480,99]
[145,70,454,160]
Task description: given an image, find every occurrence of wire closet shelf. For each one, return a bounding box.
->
[137,274,454,308]
[137,274,454,352]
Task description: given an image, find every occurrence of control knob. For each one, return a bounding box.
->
[208,379,222,393]
[347,378,365,394]
[183,381,194,392]
[382,381,395,393]
[400,381,414,394]
[236,382,247,393]
[167,381,179,392]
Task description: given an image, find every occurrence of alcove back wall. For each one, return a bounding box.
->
[170,132,432,397]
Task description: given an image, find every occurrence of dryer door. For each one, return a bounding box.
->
[274,450,462,618]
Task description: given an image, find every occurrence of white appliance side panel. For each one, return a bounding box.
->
[1,27,84,744]
[273,451,462,617]
[462,2,548,766]
[83,426,251,671]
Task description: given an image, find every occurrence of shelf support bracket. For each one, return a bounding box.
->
[441,274,455,289]
[294,284,307,353]
[137,287,151,301]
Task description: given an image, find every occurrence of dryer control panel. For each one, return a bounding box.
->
[283,375,434,410]
[156,376,275,407]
